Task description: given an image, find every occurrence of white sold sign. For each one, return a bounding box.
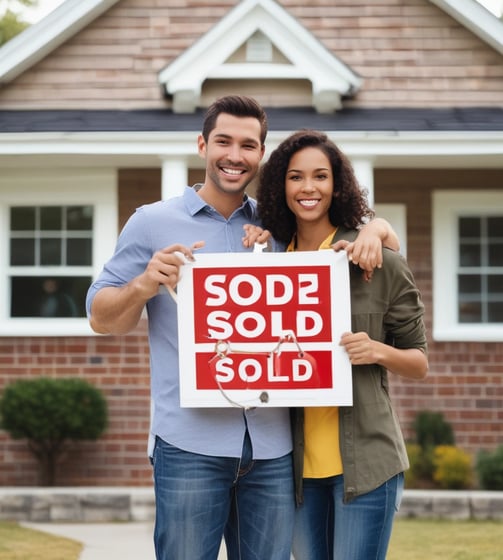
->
[177,250,353,408]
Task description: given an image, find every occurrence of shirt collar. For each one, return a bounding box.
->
[183,184,255,220]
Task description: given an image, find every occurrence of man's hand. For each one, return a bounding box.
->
[137,241,204,298]
[90,241,204,335]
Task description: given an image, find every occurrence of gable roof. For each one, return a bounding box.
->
[157,0,362,113]
[0,0,502,98]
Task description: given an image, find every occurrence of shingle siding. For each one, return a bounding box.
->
[1,0,502,109]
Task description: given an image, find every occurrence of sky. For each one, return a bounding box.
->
[7,0,503,23]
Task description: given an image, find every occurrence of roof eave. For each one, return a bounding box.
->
[429,0,503,55]
[0,0,121,83]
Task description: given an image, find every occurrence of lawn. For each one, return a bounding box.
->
[388,518,503,560]
[0,518,502,559]
[0,522,82,560]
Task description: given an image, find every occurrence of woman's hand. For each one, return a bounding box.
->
[332,218,400,282]
[340,331,377,365]
[242,224,272,248]
[340,331,428,379]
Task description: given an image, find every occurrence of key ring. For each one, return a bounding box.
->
[208,331,315,409]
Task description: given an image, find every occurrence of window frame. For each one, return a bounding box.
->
[0,169,117,336]
[432,190,503,342]
[374,203,407,257]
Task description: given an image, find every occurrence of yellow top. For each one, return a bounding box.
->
[287,231,343,478]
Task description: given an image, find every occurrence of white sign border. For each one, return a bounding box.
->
[177,250,352,408]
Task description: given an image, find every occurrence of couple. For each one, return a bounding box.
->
[86,95,428,560]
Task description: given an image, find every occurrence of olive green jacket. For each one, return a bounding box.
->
[291,227,427,505]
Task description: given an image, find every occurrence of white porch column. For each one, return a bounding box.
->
[351,158,375,208]
[161,157,189,200]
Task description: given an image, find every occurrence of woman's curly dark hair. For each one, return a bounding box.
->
[257,130,374,244]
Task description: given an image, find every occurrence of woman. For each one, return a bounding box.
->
[256,130,429,560]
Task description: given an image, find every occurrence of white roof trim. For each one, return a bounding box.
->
[157,0,362,114]
[1,130,502,159]
[429,0,503,55]
[0,0,121,84]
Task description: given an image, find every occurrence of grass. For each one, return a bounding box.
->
[0,522,82,560]
[0,518,502,559]
[388,518,503,560]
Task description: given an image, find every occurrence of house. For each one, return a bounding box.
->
[0,0,502,486]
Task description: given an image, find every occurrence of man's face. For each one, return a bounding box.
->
[198,113,265,197]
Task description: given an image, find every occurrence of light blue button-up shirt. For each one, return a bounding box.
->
[86,187,292,459]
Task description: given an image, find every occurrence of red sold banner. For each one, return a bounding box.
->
[177,250,352,407]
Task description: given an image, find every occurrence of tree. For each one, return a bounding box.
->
[0,0,38,46]
[0,377,108,486]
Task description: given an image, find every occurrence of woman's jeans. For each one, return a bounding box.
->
[152,434,295,560]
[292,472,404,560]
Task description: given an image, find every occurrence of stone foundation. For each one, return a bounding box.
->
[1,487,502,523]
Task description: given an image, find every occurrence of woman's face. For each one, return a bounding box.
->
[285,146,333,226]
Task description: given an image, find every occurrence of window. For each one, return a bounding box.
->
[458,215,503,323]
[0,170,117,336]
[10,205,93,318]
[433,191,503,342]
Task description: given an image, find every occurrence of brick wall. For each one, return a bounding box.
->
[0,329,152,486]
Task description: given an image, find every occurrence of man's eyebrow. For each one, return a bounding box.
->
[213,133,260,146]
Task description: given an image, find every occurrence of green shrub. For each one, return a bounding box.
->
[432,445,473,489]
[407,411,467,489]
[476,445,503,490]
[0,377,107,486]
[405,442,435,487]
[413,410,455,450]
[405,443,422,488]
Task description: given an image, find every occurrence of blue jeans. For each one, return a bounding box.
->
[152,433,295,560]
[292,473,404,560]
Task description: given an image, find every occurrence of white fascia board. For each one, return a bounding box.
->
[251,0,361,92]
[0,0,121,83]
[162,16,259,93]
[0,131,502,159]
[0,131,199,156]
[158,0,258,87]
[259,18,361,94]
[159,0,361,96]
[429,0,503,55]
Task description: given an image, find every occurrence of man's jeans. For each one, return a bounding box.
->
[292,472,404,560]
[152,434,295,560]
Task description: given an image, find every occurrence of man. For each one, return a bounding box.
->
[86,95,397,560]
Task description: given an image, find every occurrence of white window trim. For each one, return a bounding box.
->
[374,203,407,258]
[0,169,117,336]
[433,190,503,342]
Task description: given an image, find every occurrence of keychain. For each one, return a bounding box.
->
[208,331,319,408]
